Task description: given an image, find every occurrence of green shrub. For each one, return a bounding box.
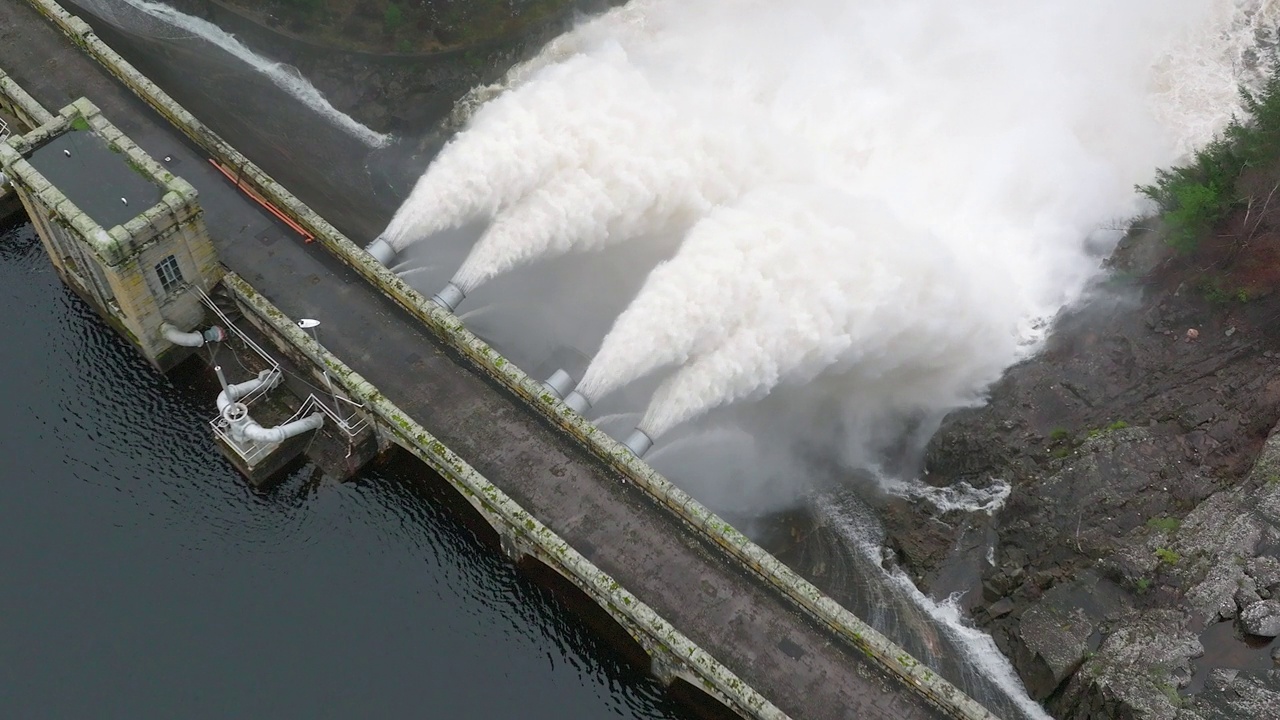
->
[384,3,404,33]
[1139,57,1280,252]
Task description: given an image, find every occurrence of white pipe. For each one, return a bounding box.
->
[432,282,466,312]
[564,389,592,415]
[240,411,325,443]
[214,368,324,444]
[162,322,226,348]
[216,369,280,412]
[622,428,654,458]
[543,368,575,399]
[367,235,396,266]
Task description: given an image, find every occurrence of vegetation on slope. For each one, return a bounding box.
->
[1141,58,1280,254]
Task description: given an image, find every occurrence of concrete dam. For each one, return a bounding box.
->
[0,0,1001,718]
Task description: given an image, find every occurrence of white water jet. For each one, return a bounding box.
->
[565,0,1279,439]
[382,53,648,251]
[68,0,389,147]
[396,265,436,280]
[379,0,1280,442]
[622,187,1017,438]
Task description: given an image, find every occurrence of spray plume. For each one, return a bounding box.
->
[630,188,1018,438]
[385,0,1279,435]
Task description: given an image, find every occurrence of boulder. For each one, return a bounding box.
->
[1238,599,1280,637]
[1052,610,1202,720]
[1008,578,1119,701]
[1189,668,1280,720]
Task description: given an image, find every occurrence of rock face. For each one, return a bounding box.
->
[1055,610,1202,720]
[882,229,1280,719]
[1238,600,1280,637]
[1009,580,1110,701]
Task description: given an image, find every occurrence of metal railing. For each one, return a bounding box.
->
[209,412,273,465]
[196,284,279,407]
[289,393,370,440]
[198,285,370,463]
[0,117,9,143]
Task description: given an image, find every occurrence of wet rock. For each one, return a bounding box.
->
[1239,599,1280,637]
[1216,596,1238,621]
[1188,668,1280,720]
[896,226,1280,719]
[1233,578,1261,611]
[1013,599,1094,700]
[1053,610,1202,720]
[1008,577,1120,702]
[1245,555,1279,594]
[988,597,1015,619]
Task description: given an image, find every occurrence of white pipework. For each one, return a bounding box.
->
[214,367,325,444]
[216,368,280,411]
[621,428,654,458]
[161,321,226,348]
[366,235,397,266]
[564,389,592,415]
[543,368,575,399]
[229,404,325,444]
[432,281,466,312]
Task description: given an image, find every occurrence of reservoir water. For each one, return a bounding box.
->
[0,217,696,717]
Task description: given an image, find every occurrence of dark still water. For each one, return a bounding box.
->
[0,218,693,718]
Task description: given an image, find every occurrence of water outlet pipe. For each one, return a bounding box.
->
[432,282,466,312]
[214,367,325,444]
[162,321,227,348]
[366,235,396,266]
[564,389,592,415]
[543,368,575,399]
[622,428,654,458]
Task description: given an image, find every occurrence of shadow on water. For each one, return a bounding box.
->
[0,219,704,718]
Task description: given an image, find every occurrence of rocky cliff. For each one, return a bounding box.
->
[885,227,1280,718]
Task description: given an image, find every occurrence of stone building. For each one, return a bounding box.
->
[0,98,223,371]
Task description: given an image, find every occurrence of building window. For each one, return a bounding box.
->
[155,255,184,294]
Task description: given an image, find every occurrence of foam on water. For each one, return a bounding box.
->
[69,0,389,147]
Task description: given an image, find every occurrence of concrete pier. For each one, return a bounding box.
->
[0,1,998,718]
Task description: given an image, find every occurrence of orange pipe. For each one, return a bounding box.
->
[208,158,315,243]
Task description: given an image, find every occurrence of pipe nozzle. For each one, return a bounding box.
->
[543,368,574,399]
[432,282,466,312]
[564,389,592,415]
[366,236,396,266]
[622,428,654,458]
